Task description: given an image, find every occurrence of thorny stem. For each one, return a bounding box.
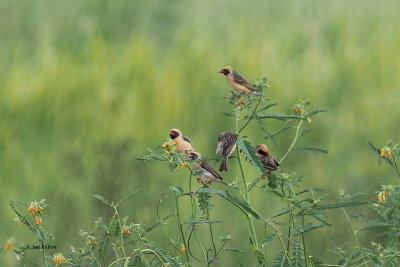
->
[342,208,368,267]
[279,119,304,164]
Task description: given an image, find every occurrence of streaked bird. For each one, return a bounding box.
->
[169,129,194,154]
[216,132,237,172]
[219,66,261,95]
[188,152,227,186]
[255,144,281,175]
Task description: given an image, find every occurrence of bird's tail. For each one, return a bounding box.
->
[219,159,228,172]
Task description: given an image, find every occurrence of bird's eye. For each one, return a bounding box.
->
[258,150,266,156]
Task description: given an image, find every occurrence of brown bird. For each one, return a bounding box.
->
[169,129,194,154]
[188,152,227,186]
[219,66,261,95]
[255,144,281,176]
[216,132,237,172]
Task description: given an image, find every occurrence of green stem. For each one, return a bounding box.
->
[238,95,263,134]
[41,241,48,267]
[173,180,190,262]
[342,208,368,267]
[114,205,126,258]
[301,212,308,267]
[392,155,400,179]
[236,148,260,252]
[277,232,292,266]
[279,119,303,164]
[18,253,40,267]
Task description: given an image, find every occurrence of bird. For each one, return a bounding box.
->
[216,132,237,172]
[169,129,194,154]
[219,66,261,96]
[188,152,227,186]
[255,144,281,177]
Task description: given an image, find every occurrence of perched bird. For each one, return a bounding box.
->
[219,66,261,95]
[255,144,281,175]
[169,129,194,154]
[188,152,227,186]
[216,132,237,172]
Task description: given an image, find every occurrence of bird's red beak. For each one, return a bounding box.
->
[169,131,174,136]
[219,69,224,74]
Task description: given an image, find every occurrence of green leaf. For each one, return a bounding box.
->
[97,233,110,261]
[9,200,37,232]
[221,111,236,117]
[307,212,332,226]
[257,112,306,121]
[224,247,244,253]
[269,206,291,219]
[358,221,392,231]
[236,137,265,173]
[117,189,141,206]
[36,229,46,242]
[184,220,222,224]
[221,190,261,219]
[170,186,184,197]
[307,108,327,117]
[294,147,328,153]
[261,234,276,248]
[313,200,367,210]
[144,241,182,267]
[92,194,111,206]
[247,177,262,192]
[256,249,266,265]
[308,256,324,267]
[145,213,174,236]
[259,102,278,112]
[272,252,290,267]
[294,223,324,235]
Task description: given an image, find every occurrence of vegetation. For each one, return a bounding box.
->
[1,0,400,266]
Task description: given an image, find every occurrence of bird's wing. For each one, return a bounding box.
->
[261,155,280,171]
[232,70,256,90]
[182,135,193,145]
[222,133,237,155]
[200,161,223,180]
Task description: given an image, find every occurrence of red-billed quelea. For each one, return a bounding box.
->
[169,129,194,154]
[216,132,237,172]
[255,144,281,177]
[219,66,261,95]
[188,152,227,186]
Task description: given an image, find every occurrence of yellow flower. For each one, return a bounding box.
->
[88,239,98,245]
[386,148,393,157]
[380,148,385,157]
[377,191,386,203]
[180,162,187,168]
[34,217,42,225]
[121,226,131,235]
[179,244,186,254]
[4,239,15,250]
[52,253,65,266]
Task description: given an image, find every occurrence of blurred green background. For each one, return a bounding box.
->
[1,0,400,266]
